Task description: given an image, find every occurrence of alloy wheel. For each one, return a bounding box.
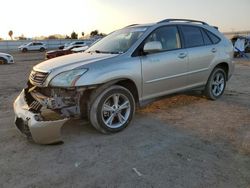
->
[211,72,225,97]
[101,93,131,129]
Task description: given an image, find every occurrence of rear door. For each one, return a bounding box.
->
[28,42,36,51]
[36,43,43,50]
[141,25,188,100]
[180,25,220,86]
[31,42,41,50]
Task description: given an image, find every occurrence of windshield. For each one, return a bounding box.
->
[64,45,75,50]
[87,27,148,54]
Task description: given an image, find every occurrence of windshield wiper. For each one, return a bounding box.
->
[109,51,123,54]
[88,50,123,54]
[88,50,101,53]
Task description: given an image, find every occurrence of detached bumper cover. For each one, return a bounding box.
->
[13,90,68,144]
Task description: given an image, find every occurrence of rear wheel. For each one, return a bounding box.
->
[89,85,135,133]
[204,68,226,100]
[40,47,45,52]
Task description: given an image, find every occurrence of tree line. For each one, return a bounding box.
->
[0,30,106,40]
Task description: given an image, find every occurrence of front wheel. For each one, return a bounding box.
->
[22,48,28,53]
[89,85,135,133]
[204,68,226,100]
[0,58,7,64]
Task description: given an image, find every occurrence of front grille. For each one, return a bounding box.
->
[29,70,49,86]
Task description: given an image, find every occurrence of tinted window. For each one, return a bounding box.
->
[145,26,181,51]
[34,43,42,45]
[206,30,220,44]
[75,42,84,45]
[181,26,204,48]
[87,27,147,53]
[201,29,213,45]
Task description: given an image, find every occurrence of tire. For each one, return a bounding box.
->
[40,47,45,52]
[0,57,7,64]
[22,48,28,53]
[89,85,135,133]
[204,68,226,100]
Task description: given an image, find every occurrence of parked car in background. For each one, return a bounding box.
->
[58,41,90,49]
[18,42,47,53]
[0,52,14,64]
[71,45,89,53]
[58,42,70,49]
[46,45,86,59]
[231,35,250,57]
[14,19,234,144]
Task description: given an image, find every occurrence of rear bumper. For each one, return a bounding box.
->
[13,90,68,144]
[228,60,235,80]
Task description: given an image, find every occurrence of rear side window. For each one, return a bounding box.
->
[76,42,84,45]
[181,26,204,48]
[206,30,220,44]
[34,43,42,45]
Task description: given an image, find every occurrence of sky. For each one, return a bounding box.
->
[0,0,249,39]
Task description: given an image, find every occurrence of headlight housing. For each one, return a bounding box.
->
[50,68,88,87]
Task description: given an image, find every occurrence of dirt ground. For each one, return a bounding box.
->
[0,52,250,188]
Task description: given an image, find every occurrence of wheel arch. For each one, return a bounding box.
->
[80,78,140,119]
[214,62,229,80]
[0,57,7,64]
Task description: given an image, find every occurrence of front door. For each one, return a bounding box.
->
[141,26,188,100]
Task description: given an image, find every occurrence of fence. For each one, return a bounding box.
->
[223,30,250,39]
[1,31,250,52]
[0,39,96,52]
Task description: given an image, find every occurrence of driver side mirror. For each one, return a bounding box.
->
[143,41,162,54]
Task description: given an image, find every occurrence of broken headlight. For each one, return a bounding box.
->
[50,68,88,87]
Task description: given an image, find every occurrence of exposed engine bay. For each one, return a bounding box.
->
[25,81,87,119]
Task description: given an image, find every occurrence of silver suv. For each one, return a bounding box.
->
[14,19,234,144]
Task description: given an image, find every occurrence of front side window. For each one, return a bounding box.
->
[145,26,181,52]
[87,27,148,54]
[181,26,204,48]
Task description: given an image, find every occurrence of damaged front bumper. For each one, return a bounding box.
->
[13,90,68,144]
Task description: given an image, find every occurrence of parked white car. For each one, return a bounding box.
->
[71,45,89,53]
[66,41,90,49]
[0,52,14,64]
[59,41,92,49]
[18,42,47,53]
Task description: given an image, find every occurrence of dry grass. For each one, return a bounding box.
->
[138,94,250,155]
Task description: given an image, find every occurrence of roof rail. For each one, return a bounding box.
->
[124,24,138,28]
[158,19,208,25]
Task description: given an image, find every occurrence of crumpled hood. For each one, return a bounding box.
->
[34,52,119,72]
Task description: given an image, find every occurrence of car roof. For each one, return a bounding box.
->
[127,19,214,30]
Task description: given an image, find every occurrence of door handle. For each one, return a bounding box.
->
[211,48,217,53]
[178,52,187,59]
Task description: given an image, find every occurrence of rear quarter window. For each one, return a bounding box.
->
[201,29,213,45]
[205,30,221,44]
